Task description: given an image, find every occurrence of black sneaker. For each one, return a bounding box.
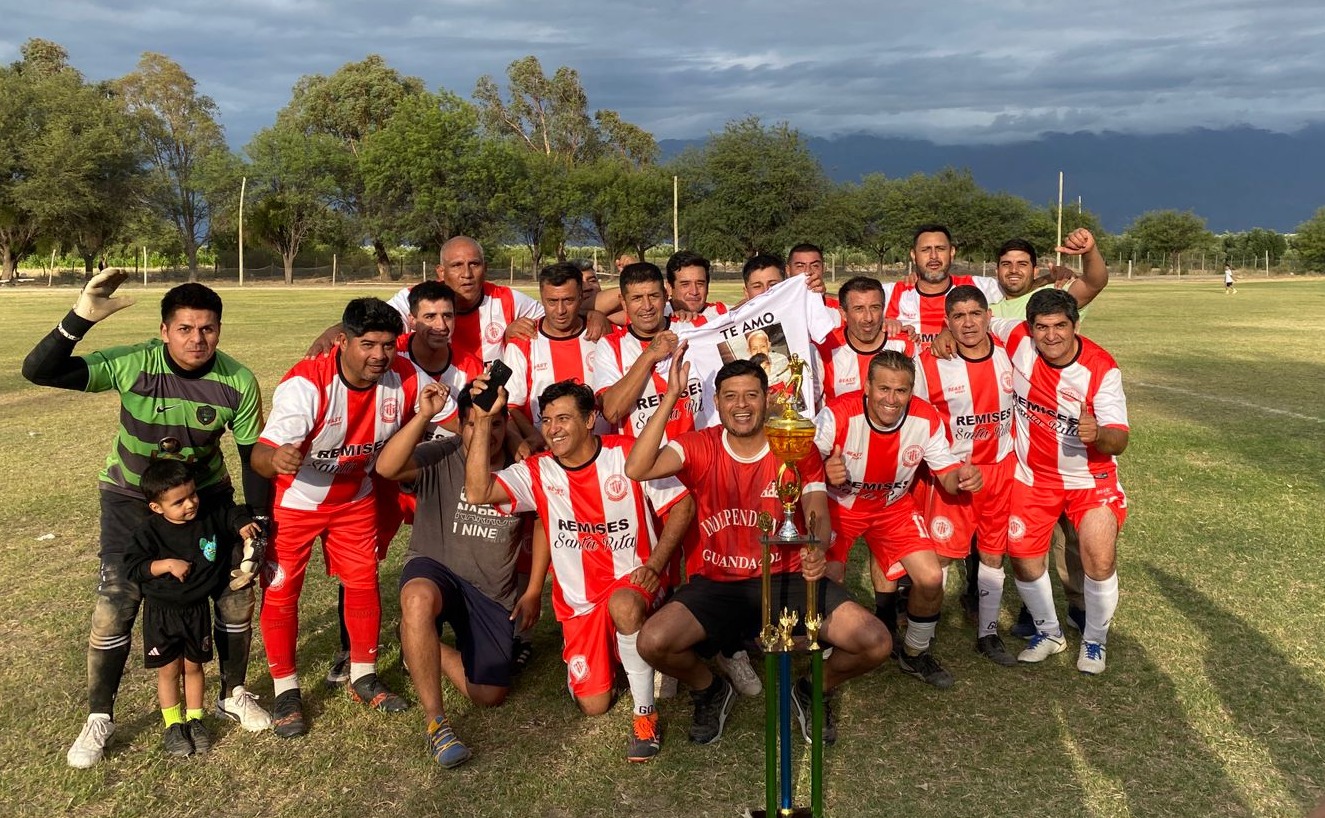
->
[1066,605,1086,634]
[349,673,410,713]
[975,634,1018,667]
[511,639,534,675]
[790,677,837,746]
[688,676,736,744]
[185,718,213,754]
[325,650,350,690]
[897,648,955,689]
[271,689,307,739]
[162,722,194,757]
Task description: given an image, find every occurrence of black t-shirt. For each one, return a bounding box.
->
[124,504,251,607]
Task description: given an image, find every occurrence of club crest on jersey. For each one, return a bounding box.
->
[901,444,924,468]
[380,397,400,424]
[1008,515,1026,542]
[604,474,629,502]
[929,516,954,542]
[196,405,217,425]
[485,321,503,344]
[999,370,1014,393]
[1059,386,1085,404]
[567,654,590,682]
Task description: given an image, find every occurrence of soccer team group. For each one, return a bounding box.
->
[25,223,1129,770]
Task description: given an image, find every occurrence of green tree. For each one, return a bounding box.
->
[678,117,828,260]
[491,148,570,272]
[1292,208,1325,271]
[570,157,671,262]
[116,52,227,281]
[1127,209,1211,272]
[280,55,427,280]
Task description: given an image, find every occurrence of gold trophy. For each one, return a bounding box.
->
[765,354,817,542]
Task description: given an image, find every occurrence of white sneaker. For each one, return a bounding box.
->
[67,715,115,768]
[656,674,679,699]
[1017,632,1067,663]
[217,685,273,731]
[716,650,763,696]
[1077,641,1107,675]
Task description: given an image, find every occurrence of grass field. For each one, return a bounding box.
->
[1,277,1323,818]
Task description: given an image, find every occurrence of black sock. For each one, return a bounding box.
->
[874,591,899,639]
[338,585,350,652]
[964,549,980,599]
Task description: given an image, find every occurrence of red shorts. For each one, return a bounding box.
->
[1007,475,1127,559]
[829,497,932,581]
[267,495,379,593]
[560,578,662,699]
[925,457,1015,559]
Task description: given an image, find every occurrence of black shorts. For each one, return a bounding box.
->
[400,557,514,688]
[670,574,853,656]
[142,599,213,668]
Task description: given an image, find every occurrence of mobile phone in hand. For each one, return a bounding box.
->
[473,360,513,411]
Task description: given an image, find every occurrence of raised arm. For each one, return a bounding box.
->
[463,376,515,506]
[1056,228,1109,308]
[622,342,688,482]
[22,269,135,390]
[376,382,450,483]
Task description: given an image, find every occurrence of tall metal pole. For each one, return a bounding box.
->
[1055,171,1064,267]
[673,175,680,251]
[238,176,246,287]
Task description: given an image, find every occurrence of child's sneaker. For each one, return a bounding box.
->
[186,719,213,755]
[163,723,194,757]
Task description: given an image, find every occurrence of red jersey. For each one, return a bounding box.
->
[592,321,698,441]
[388,281,542,364]
[884,276,1004,350]
[812,393,961,514]
[260,350,430,512]
[501,320,600,427]
[812,325,917,404]
[666,425,826,581]
[394,333,476,438]
[687,301,730,327]
[994,320,1129,490]
[492,436,686,620]
[913,335,1016,465]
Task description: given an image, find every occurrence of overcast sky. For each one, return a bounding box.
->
[6,0,1325,148]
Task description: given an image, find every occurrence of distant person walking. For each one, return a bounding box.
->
[1224,265,1237,295]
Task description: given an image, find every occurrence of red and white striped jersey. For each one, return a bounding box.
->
[687,301,730,327]
[914,336,1016,465]
[666,425,827,581]
[593,321,698,441]
[884,276,1004,351]
[994,320,1129,489]
[260,351,429,512]
[812,325,917,404]
[492,436,686,620]
[388,281,543,364]
[812,393,961,513]
[501,321,600,426]
[394,333,478,439]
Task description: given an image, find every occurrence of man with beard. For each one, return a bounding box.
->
[886,224,1004,350]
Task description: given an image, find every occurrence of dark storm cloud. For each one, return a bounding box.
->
[5,0,1324,145]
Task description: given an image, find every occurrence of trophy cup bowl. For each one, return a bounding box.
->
[765,407,817,541]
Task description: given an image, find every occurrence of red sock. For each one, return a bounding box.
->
[260,593,301,679]
[342,584,381,664]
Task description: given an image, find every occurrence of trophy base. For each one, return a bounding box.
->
[743,808,814,817]
[759,534,820,547]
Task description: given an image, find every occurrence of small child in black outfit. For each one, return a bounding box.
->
[124,460,260,757]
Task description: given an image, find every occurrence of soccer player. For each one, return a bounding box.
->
[815,351,984,688]
[913,286,1019,665]
[814,276,916,403]
[375,383,542,768]
[887,224,1004,349]
[252,297,455,737]
[464,378,696,762]
[1224,264,1237,294]
[628,352,891,745]
[397,280,484,412]
[994,289,1129,675]
[665,250,729,323]
[741,253,787,302]
[596,262,699,441]
[787,242,834,302]
[22,270,272,768]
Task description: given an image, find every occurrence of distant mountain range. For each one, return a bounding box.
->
[659,126,1325,234]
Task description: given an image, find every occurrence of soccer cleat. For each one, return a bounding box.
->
[510,639,534,675]
[271,689,307,739]
[324,650,350,689]
[185,719,213,755]
[162,722,194,757]
[67,715,115,768]
[1077,641,1107,675]
[217,685,272,731]
[716,650,763,696]
[897,648,955,689]
[976,634,1019,667]
[790,677,838,746]
[688,676,736,745]
[627,712,662,762]
[1065,606,1087,634]
[349,673,410,713]
[427,716,472,768]
[1018,632,1068,663]
[656,674,679,699]
[1011,605,1036,639]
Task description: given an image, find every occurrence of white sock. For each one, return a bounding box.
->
[273,674,300,696]
[88,713,112,723]
[350,662,376,684]
[904,614,938,654]
[1015,574,1063,637]
[616,631,655,716]
[940,566,949,592]
[976,562,1005,637]
[1083,573,1119,645]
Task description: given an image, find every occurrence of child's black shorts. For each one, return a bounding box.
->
[142,599,213,668]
